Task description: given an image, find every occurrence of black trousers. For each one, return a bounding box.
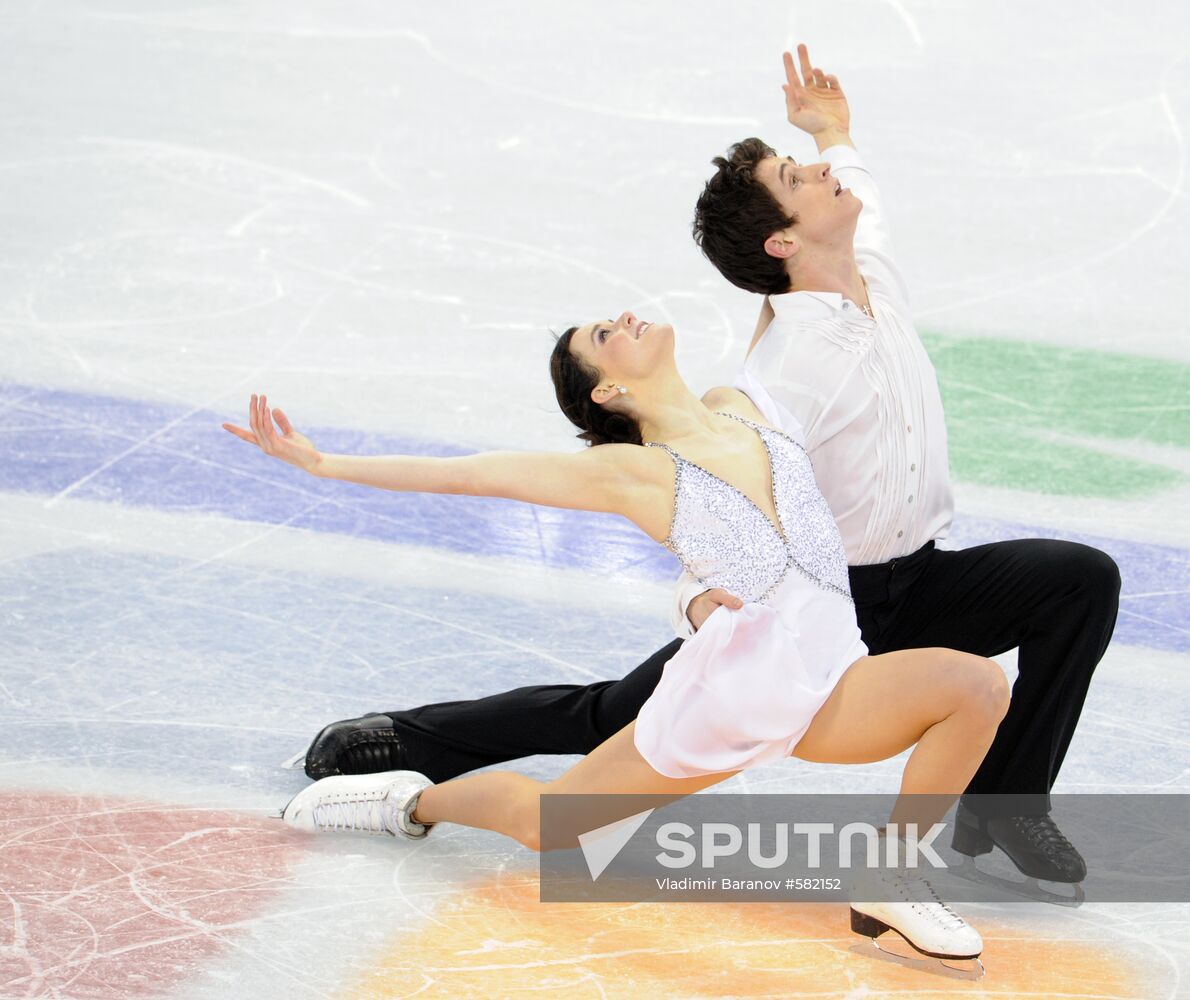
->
[386,539,1120,815]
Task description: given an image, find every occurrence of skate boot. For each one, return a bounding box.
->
[950,803,1086,906]
[851,861,984,975]
[282,771,433,840]
[952,803,1086,881]
[298,713,408,779]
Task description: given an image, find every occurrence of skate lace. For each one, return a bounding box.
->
[1014,815,1074,856]
[342,741,403,772]
[311,792,399,835]
[896,871,968,931]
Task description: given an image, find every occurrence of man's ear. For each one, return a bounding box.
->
[763,230,800,261]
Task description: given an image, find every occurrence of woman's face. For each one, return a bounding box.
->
[569,311,675,391]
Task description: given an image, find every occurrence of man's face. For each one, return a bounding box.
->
[756,154,860,251]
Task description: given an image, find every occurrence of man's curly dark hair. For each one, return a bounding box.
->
[692,137,796,295]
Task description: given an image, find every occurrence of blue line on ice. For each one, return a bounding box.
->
[3,381,1186,652]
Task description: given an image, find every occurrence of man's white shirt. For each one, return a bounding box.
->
[671,144,955,637]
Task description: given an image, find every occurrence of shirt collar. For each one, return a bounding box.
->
[769,287,873,322]
[770,289,844,317]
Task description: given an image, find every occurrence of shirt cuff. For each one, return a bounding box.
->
[670,573,707,639]
[821,144,867,172]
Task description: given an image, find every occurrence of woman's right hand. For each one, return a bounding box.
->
[222,394,323,475]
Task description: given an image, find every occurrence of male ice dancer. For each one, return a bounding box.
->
[303,46,1119,884]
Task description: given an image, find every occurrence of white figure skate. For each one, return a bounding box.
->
[851,861,985,979]
[281,770,433,840]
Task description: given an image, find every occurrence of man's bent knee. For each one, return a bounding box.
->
[1073,543,1121,592]
[1057,542,1122,603]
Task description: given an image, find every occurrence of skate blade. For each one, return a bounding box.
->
[280,750,307,770]
[952,856,1085,908]
[855,935,984,981]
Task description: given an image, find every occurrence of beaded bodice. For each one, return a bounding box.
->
[648,414,852,605]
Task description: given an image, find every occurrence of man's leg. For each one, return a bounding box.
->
[305,639,682,782]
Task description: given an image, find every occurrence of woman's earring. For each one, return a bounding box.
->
[615,385,628,395]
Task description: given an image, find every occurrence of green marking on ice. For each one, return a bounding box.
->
[922,333,1190,498]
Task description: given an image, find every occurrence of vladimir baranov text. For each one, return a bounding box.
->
[655,878,845,893]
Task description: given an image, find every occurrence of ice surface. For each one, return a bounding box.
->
[1,1,1188,997]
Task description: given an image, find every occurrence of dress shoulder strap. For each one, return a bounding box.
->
[715,410,762,431]
[645,440,682,463]
[715,410,805,452]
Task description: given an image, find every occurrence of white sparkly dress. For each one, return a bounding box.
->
[633,413,869,778]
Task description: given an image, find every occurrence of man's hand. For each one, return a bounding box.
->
[687,588,744,632]
[783,44,851,150]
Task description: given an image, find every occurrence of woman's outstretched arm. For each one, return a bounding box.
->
[223,394,668,537]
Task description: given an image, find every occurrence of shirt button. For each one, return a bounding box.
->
[908,495,914,503]
[897,530,904,538]
[907,424,912,433]
[910,463,917,471]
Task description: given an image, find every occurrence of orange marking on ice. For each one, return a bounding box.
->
[348,873,1158,998]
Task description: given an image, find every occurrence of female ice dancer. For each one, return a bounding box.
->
[223,311,1009,967]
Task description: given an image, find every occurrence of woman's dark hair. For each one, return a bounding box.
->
[549,326,644,447]
[692,137,796,296]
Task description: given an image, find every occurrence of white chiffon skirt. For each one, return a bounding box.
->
[633,572,869,778]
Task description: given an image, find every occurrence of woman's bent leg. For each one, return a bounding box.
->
[793,648,1005,964]
[792,648,1010,832]
[413,721,737,851]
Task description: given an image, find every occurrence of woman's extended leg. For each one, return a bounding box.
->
[412,722,735,851]
[792,647,1010,832]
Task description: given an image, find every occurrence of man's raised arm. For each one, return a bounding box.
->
[783,44,853,155]
[783,44,899,267]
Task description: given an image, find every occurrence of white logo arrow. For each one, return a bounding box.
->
[577,809,655,881]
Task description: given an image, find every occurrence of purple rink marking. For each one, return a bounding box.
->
[4,381,1187,652]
